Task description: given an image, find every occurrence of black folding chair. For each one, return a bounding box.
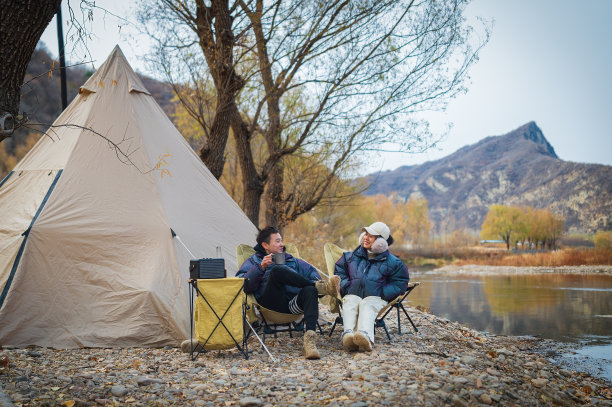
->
[328,282,420,340]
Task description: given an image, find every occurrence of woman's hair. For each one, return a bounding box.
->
[387,235,394,246]
[256,226,279,245]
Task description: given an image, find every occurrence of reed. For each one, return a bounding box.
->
[454,247,612,267]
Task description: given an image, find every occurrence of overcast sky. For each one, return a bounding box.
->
[40,0,612,175]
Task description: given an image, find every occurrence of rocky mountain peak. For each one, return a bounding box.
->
[363,123,611,234]
[507,121,557,158]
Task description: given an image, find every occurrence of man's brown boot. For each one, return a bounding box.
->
[303,330,321,359]
[315,275,340,297]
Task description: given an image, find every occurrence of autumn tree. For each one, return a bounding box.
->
[480,205,524,251]
[393,197,431,248]
[481,205,564,251]
[138,0,489,227]
[593,231,612,249]
[539,209,564,249]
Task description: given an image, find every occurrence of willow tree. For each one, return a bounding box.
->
[139,0,488,227]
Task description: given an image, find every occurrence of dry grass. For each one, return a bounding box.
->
[454,247,612,267]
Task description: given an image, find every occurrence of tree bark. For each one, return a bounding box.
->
[264,162,284,227]
[230,104,264,226]
[0,0,62,142]
[194,0,244,179]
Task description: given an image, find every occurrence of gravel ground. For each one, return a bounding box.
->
[1,306,611,407]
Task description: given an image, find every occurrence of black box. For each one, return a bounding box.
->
[189,258,226,280]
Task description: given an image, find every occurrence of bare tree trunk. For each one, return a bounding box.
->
[230,105,263,226]
[0,0,62,142]
[198,91,232,178]
[265,163,284,227]
[194,0,244,179]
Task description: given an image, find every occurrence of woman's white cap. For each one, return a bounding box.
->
[362,222,390,240]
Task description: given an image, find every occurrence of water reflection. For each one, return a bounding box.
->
[407,272,612,340]
[406,271,612,380]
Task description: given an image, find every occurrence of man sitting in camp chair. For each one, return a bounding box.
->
[237,226,340,359]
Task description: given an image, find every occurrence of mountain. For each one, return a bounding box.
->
[363,122,612,235]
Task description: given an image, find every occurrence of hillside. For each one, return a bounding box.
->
[364,122,612,234]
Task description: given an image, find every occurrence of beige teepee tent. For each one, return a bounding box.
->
[0,46,257,348]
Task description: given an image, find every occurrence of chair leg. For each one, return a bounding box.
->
[399,302,418,332]
[329,316,342,337]
[376,319,392,342]
[397,304,402,336]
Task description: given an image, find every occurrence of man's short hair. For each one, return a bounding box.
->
[257,226,279,245]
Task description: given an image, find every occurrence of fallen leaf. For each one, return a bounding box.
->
[51,386,60,391]
[64,400,75,407]
[582,385,593,395]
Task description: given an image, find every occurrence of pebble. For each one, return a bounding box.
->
[531,378,548,387]
[111,385,128,397]
[136,376,165,386]
[0,307,609,406]
[239,397,263,406]
[460,355,476,365]
[480,393,492,404]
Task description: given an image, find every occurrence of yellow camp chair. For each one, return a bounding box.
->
[323,242,420,341]
[236,243,322,342]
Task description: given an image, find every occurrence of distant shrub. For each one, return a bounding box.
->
[593,231,612,249]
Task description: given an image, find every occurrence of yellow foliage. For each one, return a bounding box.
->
[0,132,40,178]
[284,193,432,267]
[481,204,564,250]
[594,230,612,248]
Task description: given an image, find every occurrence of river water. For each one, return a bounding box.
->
[406,270,612,381]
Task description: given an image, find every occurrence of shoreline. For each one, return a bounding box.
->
[1,307,610,406]
[420,264,612,275]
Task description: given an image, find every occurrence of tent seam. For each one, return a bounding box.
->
[0,171,14,190]
[0,170,63,309]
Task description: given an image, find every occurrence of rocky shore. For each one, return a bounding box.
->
[1,306,611,407]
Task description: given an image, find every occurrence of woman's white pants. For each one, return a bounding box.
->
[341,294,387,343]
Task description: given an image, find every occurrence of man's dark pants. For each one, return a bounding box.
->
[258,266,318,331]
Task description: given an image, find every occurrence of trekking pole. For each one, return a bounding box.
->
[244,318,277,363]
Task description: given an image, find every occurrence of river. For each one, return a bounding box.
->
[406,269,612,382]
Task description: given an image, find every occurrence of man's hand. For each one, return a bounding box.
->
[261,254,273,270]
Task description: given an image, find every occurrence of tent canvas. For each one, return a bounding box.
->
[0,46,257,348]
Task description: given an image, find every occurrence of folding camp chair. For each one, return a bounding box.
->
[323,242,420,341]
[189,277,249,360]
[236,243,323,343]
